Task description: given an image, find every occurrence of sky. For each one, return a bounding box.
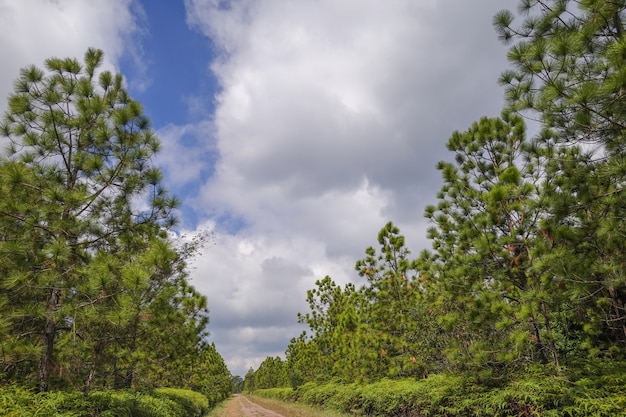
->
[0,0,519,377]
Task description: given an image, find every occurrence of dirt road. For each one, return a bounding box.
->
[221,394,287,417]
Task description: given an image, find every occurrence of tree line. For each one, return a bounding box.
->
[245,0,626,389]
[0,49,231,400]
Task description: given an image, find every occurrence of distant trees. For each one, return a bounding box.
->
[0,49,230,399]
[355,223,437,378]
[294,275,361,382]
[280,222,438,385]
[254,356,289,389]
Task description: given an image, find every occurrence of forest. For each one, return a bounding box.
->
[243,1,626,415]
[2,0,626,416]
[0,49,232,415]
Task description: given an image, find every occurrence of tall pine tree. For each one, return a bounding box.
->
[0,49,179,391]
[495,0,626,355]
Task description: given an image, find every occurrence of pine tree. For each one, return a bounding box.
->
[285,332,326,387]
[355,222,430,378]
[296,276,361,381]
[422,113,565,371]
[494,0,626,354]
[293,224,442,382]
[0,161,47,384]
[254,356,289,389]
[0,48,179,391]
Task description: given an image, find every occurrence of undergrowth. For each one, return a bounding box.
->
[252,361,626,416]
[0,385,212,417]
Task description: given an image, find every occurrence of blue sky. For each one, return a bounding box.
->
[120,0,219,227]
[0,0,518,377]
[122,1,217,126]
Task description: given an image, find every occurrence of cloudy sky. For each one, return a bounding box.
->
[0,0,519,377]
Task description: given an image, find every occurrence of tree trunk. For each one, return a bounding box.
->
[124,365,135,388]
[529,317,549,365]
[540,301,559,367]
[608,287,626,343]
[123,315,140,388]
[38,287,60,392]
[83,338,105,399]
[83,366,96,400]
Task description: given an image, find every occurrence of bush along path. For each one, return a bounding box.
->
[0,386,213,417]
[251,368,626,417]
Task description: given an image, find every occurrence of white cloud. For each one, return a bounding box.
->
[186,220,354,374]
[183,0,519,376]
[155,121,217,187]
[0,0,143,115]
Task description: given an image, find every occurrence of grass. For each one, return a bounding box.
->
[202,399,230,417]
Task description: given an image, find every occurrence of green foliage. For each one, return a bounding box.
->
[243,367,256,392]
[154,388,209,417]
[88,390,186,417]
[354,222,436,379]
[0,386,212,417]
[0,48,179,392]
[285,333,327,388]
[286,222,442,384]
[0,385,85,417]
[253,363,626,416]
[290,275,365,383]
[252,387,297,402]
[421,112,569,371]
[493,0,626,357]
[252,356,290,389]
[0,49,232,397]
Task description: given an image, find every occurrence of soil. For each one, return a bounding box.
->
[221,394,287,417]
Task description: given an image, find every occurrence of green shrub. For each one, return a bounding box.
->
[88,390,188,417]
[0,385,214,417]
[323,383,361,414]
[155,387,209,417]
[252,364,626,417]
[299,382,343,409]
[253,387,294,402]
[0,385,86,417]
[293,381,317,401]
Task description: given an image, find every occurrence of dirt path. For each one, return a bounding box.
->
[221,394,287,417]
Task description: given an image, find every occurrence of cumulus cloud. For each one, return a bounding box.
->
[0,0,143,113]
[155,121,217,187]
[187,0,517,230]
[183,0,519,375]
[186,220,355,374]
